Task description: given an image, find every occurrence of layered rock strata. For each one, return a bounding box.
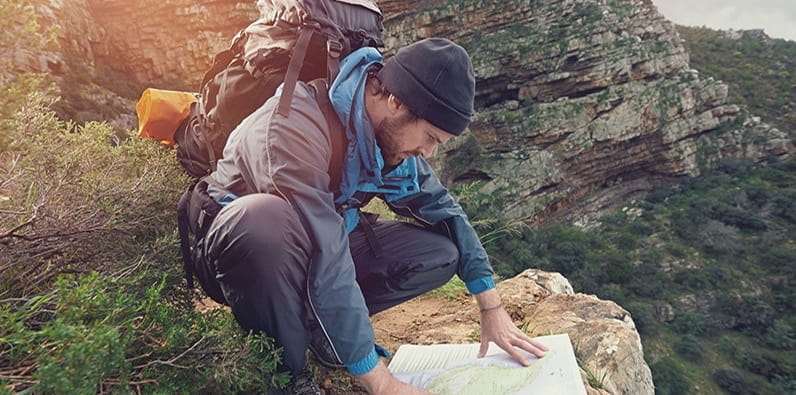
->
[378,0,791,223]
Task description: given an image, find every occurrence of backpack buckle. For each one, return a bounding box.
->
[327,39,343,60]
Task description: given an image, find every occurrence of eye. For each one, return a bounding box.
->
[427,132,441,144]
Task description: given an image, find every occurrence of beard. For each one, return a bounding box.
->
[374,112,416,166]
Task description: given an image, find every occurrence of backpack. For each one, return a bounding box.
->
[177,79,347,292]
[174,0,384,179]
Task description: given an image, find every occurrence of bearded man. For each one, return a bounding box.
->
[188,38,547,394]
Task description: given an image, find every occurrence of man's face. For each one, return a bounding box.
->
[374,111,454,166]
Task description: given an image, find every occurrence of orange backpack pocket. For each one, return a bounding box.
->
[136,88,197,147]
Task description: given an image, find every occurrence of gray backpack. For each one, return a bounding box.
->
[174,0,384,179]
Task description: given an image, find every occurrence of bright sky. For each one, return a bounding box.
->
[652,0,796,41]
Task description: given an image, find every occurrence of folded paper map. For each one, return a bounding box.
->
[388,333,586,394]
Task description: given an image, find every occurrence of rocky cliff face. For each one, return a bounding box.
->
[379,0,791,224]
[23,0,791,223]
[86,0,256,89]
[17,0,256,128]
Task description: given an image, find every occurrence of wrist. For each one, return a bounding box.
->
[474,288,501,309]
[356,361,391,394]
[479,301,503,313]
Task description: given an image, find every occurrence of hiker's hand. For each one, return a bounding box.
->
[475,288,548,365]
[357,360,431,394]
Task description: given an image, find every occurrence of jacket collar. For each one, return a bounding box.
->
[329,47,384,189]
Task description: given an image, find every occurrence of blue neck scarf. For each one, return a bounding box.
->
[328,48,420,233]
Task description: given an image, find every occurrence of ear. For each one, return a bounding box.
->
[386,94,406,116]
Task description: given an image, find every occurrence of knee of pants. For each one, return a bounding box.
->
[408,236,459,291]
[436,238,460,268]
[202,193,309,273]
[430,239,459,285]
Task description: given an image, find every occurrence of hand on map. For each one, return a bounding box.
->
[475,289,549,366]
[358,360,432,394]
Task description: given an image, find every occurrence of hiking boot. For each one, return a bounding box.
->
[285,367,321,395]
[307,318,345,369]
[268,367,321,395]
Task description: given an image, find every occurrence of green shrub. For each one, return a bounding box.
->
[712,369,746,394]
[1,271,288,392]
[738,298,775,332]
[763,319,795,350]
[651,358,690,395]
[0,89,190,295]
[737,348,786,381]
[605,261,634,284]
[696,220,745,257]
[673,269,712,291]
[671,312,709,336]
[673,335,704,362]
[625,302,657,336]
[646,184,677,204]
[599,283,626,303]
[0,86,287,392]
[549,240,586,275]
[625,273,666,299]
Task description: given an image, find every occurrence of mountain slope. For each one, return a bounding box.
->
[676,26,795,137]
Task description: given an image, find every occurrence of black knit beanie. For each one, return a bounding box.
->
[377,38,475,136]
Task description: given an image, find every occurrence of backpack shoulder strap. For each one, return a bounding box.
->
[276,26,316,118]
[307,79,346,194]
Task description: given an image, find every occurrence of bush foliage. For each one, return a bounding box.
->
[0,85,288,391]
[0,89,188,294]
[2,272,288,393]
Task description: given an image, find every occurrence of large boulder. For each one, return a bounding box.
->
[372,269,654,394]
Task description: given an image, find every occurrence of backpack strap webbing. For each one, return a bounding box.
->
[326,38,343,83]
[307,79,346,193]
[177,183,196,288]
[277,26,315,118]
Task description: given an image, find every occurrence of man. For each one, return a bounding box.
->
[192,38,548,393]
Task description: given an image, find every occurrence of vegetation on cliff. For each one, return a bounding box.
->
[2,5,289,390]
[0,82,287,391]
[461,158,796,393]
[676,25,796,137]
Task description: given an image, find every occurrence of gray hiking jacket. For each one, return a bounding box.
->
[208,81,494,375]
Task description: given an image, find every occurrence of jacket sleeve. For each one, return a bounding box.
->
[231,86,378,374]
[387,157,495,294]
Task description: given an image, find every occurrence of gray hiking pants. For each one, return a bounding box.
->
[195,193,458,375]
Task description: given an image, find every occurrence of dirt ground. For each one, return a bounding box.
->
[197,288,483,394]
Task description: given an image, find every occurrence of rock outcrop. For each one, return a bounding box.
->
[372,269,654,394]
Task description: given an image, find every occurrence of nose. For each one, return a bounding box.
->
[418,143,436,159]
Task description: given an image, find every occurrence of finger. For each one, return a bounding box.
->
[477,339,489,358]
[512,328,550,352]
[499,340,529,366]
[514,337,548,358]
[530,339,549,352]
